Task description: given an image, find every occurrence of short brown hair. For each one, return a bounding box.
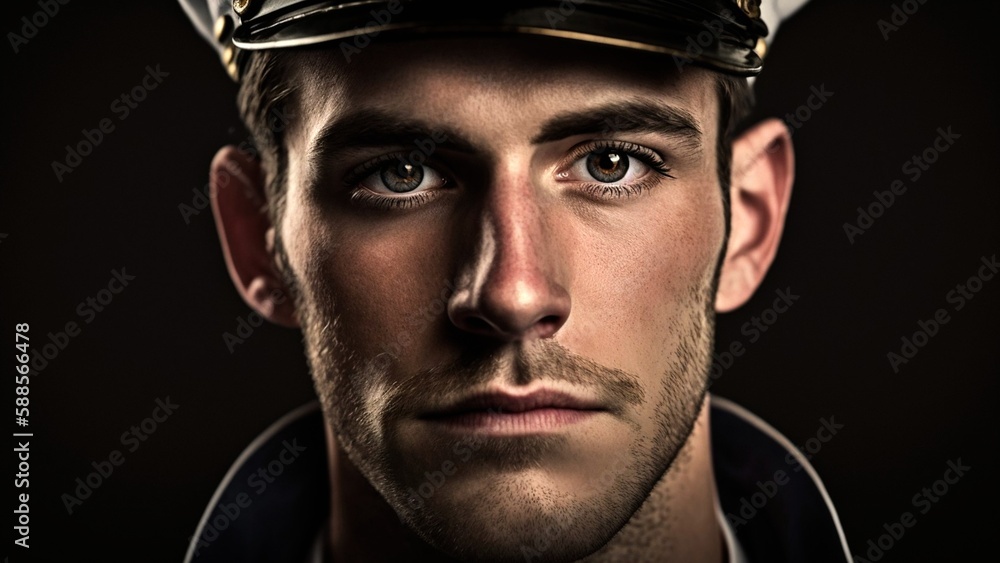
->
[236,50,296,226]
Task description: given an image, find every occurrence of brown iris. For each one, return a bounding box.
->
[586,149,629,182]
[382,162,424,193]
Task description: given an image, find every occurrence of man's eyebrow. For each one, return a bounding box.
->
[308,109,476,163]
[532,100,703,149]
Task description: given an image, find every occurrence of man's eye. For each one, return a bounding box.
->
[558,141,675,201]
[559,141,674,201]
[359,159,447,195]
[344,155,450,210]
[580,149,648,183]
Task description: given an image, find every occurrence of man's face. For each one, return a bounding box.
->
[275,36,726,560]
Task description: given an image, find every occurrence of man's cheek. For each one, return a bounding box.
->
[608,214,717,369]
[316,248,446,362]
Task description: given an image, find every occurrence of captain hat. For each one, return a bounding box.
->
[177,0,803,81]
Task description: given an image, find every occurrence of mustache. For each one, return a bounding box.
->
[376,339,645,418]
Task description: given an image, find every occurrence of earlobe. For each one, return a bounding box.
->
[715,118,795,313]
[210,145,299,327]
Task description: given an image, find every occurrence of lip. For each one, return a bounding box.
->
[419,388,606,434]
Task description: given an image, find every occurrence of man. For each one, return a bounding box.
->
[179,1,850,561]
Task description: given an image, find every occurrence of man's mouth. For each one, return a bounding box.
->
[419,388,606,435]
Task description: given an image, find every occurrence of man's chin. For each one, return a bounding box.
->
[391,469,644,563]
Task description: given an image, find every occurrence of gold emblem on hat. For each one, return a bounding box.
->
[232,0,254,16]
[735,0,762,19]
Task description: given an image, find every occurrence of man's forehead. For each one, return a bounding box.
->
[284,37,718,151]
[293,35,714,97]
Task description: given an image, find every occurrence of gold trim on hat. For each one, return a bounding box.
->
[233,23,761,75]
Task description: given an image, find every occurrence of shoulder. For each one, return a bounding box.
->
[710,395,852,563]
[184,402,329,563]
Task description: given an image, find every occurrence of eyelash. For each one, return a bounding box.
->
[563,140,675,201]
[341,140,675,210]
[349,189,434,210]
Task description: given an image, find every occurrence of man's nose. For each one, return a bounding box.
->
[448,173,571,342]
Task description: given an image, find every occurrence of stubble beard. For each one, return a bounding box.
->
[277,242,717,562]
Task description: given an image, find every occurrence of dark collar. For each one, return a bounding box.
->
[185,396,850,562]
[710,397,851,562]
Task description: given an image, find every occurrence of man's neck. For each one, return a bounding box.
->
[581,399,725,562]
[324,398,724,562]
[325,439,447,562]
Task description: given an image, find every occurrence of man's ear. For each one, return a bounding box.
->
[210,145,299,327]
[715,118,795,313]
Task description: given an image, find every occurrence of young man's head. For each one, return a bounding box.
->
[196,2,793,560]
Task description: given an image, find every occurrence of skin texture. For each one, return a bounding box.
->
[209,36,794,562]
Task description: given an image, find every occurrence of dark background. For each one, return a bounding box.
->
[3,0,996,561]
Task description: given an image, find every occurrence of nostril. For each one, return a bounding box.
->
[448,276,571,341]
[534,315,565,337]
[538,315,561,326]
